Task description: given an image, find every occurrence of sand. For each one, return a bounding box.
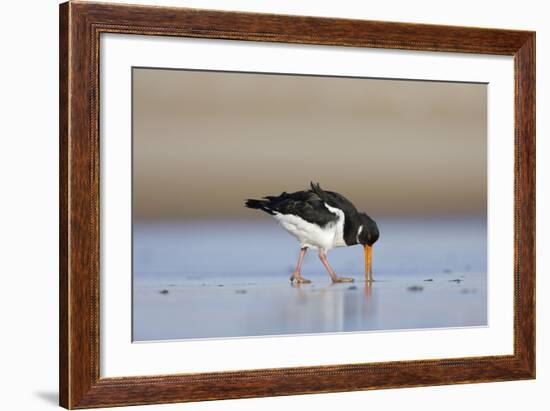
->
[133,273,486,341]
[132,218,487,341]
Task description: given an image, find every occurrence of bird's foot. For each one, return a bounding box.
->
[331,276,354,283]
[290,273,312,284]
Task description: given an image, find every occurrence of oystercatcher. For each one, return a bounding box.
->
[245,182,379,284]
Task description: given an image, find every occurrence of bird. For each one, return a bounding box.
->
[245,182,379,284]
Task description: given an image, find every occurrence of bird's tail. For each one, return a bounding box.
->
[245,199,275,215]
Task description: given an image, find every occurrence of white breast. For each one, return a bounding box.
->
[273,203,346,251]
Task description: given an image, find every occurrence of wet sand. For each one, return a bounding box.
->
[133,271,486,341]
[132,217,487,341]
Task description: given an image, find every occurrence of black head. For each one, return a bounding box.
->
[356,213,380,246]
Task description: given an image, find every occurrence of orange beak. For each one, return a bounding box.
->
[364,245,373,282]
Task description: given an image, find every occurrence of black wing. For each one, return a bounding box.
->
[245,190,338,227]
[309,182,359,215]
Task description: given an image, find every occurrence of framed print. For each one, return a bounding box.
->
[59,1,535,409]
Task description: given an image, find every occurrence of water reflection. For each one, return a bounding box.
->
[287,281,376,333]
[132,218,487,341]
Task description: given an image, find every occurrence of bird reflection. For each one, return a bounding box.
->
[288,279,376,330]
[364,280,372,299]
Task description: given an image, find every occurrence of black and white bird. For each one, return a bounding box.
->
[245,182,379,284]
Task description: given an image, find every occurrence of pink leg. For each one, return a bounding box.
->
[319,250,354,283]
[290,247,311,284]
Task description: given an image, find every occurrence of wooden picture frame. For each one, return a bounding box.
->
[59,1,535,408]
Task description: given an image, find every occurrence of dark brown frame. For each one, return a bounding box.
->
[59,1,535,409]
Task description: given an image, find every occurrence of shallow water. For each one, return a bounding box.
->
[133,217,487,341]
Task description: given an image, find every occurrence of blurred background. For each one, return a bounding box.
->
[133,68,486,220]
[132,67,488,341]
